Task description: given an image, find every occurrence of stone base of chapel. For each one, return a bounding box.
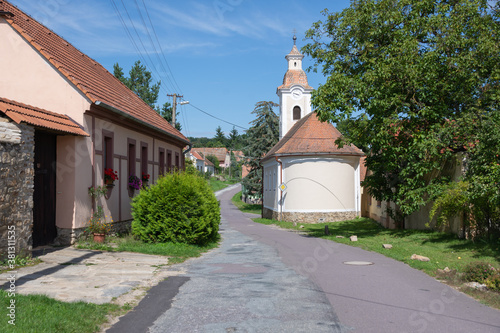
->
[262,207,359,223]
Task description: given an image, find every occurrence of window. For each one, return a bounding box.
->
[175,152,180,169]
[293,106,301,120]
[159,148,165,175]
[167,150,172,172]
[103,130,114,172]
[128,139,136,178]
[141,143,148,179]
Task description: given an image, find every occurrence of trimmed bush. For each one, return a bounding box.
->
[463,262,496,283]
[131,172,220,245]
[485,274,500,292]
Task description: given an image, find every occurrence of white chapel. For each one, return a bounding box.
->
[261,36,364,223]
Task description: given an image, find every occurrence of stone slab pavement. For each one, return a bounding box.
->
[0,246,181,305]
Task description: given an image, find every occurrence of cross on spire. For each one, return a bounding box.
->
[293,29,297,45]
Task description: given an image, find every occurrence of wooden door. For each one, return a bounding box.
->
[33,131,57,247]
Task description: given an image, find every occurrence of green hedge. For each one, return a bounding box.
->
[131,172,220,245]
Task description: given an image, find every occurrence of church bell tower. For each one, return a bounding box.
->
[276,34,313,139]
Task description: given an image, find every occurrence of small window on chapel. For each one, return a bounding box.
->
[293,106,301,120]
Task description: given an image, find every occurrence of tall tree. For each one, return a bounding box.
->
[242,101,279,197]
[213,126,226,147]
[303,0,500,228]
[228,126,240,150]
[113,61,160,108]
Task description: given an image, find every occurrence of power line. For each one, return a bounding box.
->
[140,0,183,94]
[111,0,172,97]
[188,103,248,130]
[133,0,178,93]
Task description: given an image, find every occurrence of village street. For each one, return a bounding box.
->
[109,185,500,333]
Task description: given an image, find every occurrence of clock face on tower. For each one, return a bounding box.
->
[291,89,302,100]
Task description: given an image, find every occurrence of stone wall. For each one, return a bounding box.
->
[262,207,358,223]
[0,119,34,258]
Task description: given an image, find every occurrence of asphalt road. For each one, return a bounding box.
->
[111,184,500,332]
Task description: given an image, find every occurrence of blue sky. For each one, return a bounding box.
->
[10,0,352,138]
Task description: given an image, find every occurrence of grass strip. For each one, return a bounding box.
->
[75,234,218,264]
[0,290,121,333]
[231,191,261,215]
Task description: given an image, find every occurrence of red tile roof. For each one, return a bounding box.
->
[287,45,302,56]
[0,1,188,144]
[261,112,364,162]
[192,147,228,163]
[278,69,313,90]
[0,97,89,136]
[191,151,203,160]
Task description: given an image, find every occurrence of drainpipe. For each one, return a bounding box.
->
[275,156,283,222]
[261,165,264,218]
[182,142,193,170]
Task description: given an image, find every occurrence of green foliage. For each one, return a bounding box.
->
[430,181,470,228]
[0,290,120,333]
[242,101,279,197]
[86,186,112,235]
[131,172,220,245]
[205,154,221,174]
[463,261,497,283]
[485,274,500,292]
[213,126,227,147]
[231,191,261,215]
[113,60,160,108]
[303,0,500,224]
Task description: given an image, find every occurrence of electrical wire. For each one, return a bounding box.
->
[140,0,183,94]
[188,103,248,130]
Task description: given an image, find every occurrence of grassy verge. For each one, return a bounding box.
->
[231,191,261,215]
[0,290,123,333]
[252,217,500,309]
[75,233,218,264]
[207,178,238,192]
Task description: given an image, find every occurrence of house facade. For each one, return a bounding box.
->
[261,37,364,223]
[0,2,189,256]
[187,150,214,175]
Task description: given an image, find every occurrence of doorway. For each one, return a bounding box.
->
[33,131,57,247]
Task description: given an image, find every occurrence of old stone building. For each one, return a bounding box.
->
[0,1,190,257]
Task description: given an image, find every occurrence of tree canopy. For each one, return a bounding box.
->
[242,101,279,197]
[303,0,500,231]
[113,60,182,131]
[114,60,160,108]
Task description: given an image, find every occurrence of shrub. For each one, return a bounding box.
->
[463,262,496,283]
[131,172,220,245]
[485,274,500,292]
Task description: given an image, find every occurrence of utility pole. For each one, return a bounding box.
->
[167,94,183,127]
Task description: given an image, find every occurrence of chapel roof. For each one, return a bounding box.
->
[0,1,188,145]
[261,112,364,162]
[277,43,312,90]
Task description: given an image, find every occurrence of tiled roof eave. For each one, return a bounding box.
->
[93,101,190,145]
[261,151,364,164]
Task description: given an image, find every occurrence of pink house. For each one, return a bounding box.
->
[0,1,190,254]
